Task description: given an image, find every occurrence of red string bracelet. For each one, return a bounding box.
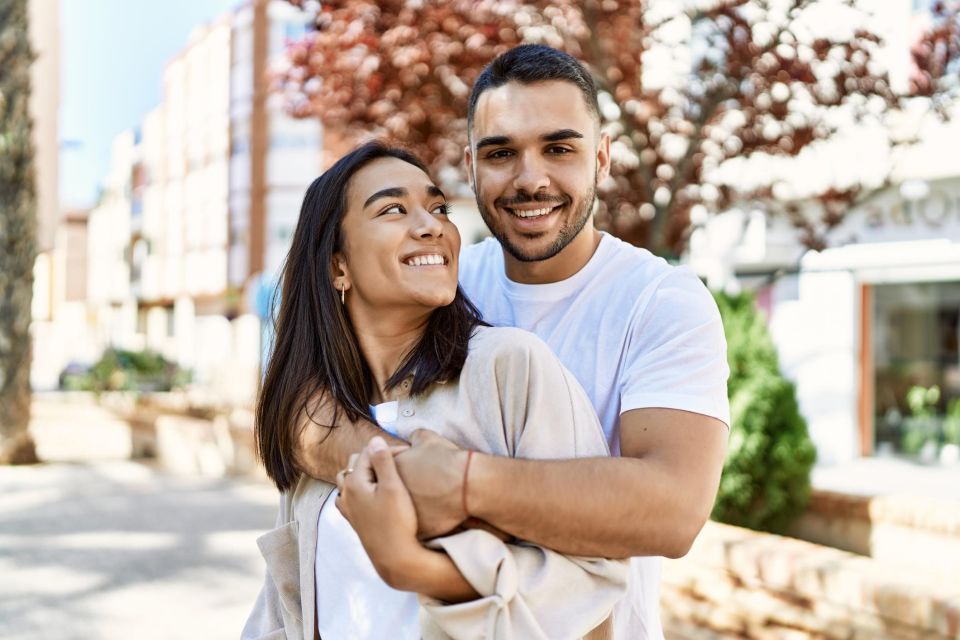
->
[462,450,475,518]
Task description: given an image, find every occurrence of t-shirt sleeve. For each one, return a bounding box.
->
[619,268,730,426]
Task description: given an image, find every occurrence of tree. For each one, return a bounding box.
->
[277,0,916,257]
[910,1,959,117]
[0,0,39,464]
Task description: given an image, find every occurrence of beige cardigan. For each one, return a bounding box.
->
[242,326,628,640]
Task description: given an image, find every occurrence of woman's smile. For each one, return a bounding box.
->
[401,252,450,268]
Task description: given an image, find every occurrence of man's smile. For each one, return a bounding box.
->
[504,204,562,219]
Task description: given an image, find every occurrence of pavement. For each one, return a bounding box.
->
[812,455,960,502]
[1,397,279,640]
[8,394,960,640]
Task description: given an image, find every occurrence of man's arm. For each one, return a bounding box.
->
[295,392,405,483]
[401,408,727,559]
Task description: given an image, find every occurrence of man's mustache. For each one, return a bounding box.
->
[495,192,567,208]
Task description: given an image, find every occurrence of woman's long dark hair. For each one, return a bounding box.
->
[256,140,485,491]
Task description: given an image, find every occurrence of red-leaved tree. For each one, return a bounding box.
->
[277,0,952,257]
[910,1,959,115]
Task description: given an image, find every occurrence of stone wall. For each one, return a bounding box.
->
[786,490,960,577]
[661,522,960,639]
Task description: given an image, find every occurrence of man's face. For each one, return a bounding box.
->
[465,80,610,264]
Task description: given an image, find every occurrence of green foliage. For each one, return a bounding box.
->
[906,384,940,418]
[901,384,942,455]
[711,291,817,533]
[61,349,191,393]
[944,399,960,446]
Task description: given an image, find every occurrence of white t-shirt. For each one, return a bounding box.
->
[459,232,730,640]
[315,401,420,640]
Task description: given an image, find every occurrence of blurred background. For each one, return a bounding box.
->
[2,0,959,638]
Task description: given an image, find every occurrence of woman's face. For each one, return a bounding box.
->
[338,157,460,313]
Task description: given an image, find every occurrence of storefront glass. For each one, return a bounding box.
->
[873,281,960,460]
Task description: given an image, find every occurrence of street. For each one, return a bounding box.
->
[2,399,278,640]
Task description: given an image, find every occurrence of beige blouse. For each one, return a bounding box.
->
[242,325,628,640]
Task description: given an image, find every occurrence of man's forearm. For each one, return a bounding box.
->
[299,418,404,483]
[467,455,713,559]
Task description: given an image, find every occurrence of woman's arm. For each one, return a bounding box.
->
[335,438,480,603]
[340,437,627,639]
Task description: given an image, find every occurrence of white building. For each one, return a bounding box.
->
[59,1,324,404]
[686,2,960,465]
[28,0,66,390]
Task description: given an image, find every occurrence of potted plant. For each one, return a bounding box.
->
[941,398,960,465]
[901,385,940,463]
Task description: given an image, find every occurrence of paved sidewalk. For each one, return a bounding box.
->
[813,456,960,502]
[2,398,280,640]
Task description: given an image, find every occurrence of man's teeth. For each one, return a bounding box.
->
[512,206,555,218]
[404,254,445,266]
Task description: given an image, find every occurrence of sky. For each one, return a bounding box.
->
[59,0,240,209]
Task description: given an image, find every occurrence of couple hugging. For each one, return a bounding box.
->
[243,44,730,640]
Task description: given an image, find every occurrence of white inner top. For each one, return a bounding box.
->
[315,400,420,640]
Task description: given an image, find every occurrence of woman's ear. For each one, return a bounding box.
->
[331,252,351,294]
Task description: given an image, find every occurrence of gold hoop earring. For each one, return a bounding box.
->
[340,283,345,305]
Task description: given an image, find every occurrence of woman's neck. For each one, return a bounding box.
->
[348,304,430,404]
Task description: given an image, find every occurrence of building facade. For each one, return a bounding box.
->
[41,1,324,403]
[687,0,960,465]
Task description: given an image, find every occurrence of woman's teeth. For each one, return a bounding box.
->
[404,254,445,266]
[511,206,555,218]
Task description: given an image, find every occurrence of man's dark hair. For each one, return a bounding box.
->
[467,44,600,134]
[255,140,486,492]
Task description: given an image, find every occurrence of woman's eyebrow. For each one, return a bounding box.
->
[364,187,406,209]
[427,185,445,200]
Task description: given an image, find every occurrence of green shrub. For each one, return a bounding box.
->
[711,291,817,533]
[62,348,190,393]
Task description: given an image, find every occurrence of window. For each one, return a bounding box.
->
[873,281,960,457]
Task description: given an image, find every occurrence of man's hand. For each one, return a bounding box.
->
[295,389,405,483]
[394,429,470,539]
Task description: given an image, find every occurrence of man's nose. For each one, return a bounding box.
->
[512,151,550,194]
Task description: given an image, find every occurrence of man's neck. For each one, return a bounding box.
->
[504,227,602,285]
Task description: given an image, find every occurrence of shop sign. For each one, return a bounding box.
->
[863,188,960,230]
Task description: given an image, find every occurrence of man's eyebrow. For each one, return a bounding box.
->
[475,135,511,151]
[542,129,584,142]
[364,187,407,209]
[475,130,584,150]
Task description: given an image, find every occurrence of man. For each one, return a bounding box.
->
[300,44,729,638]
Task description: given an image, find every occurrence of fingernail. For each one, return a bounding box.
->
[368,436,387,452]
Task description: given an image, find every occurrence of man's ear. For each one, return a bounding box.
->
[463,144,476,192]
[596,130,612,184]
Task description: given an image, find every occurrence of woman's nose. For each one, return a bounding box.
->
[410,207,443,238]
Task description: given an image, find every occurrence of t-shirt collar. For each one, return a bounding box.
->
[496,231,613,301]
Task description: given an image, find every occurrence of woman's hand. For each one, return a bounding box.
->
[336,437,423,588]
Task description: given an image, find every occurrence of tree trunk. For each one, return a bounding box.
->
[0,0,40,464]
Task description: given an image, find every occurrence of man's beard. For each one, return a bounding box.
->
[475,181,597,263]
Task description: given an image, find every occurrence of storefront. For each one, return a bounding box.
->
[693,175,960,464]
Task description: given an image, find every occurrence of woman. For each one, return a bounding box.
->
[243,141,626,640]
